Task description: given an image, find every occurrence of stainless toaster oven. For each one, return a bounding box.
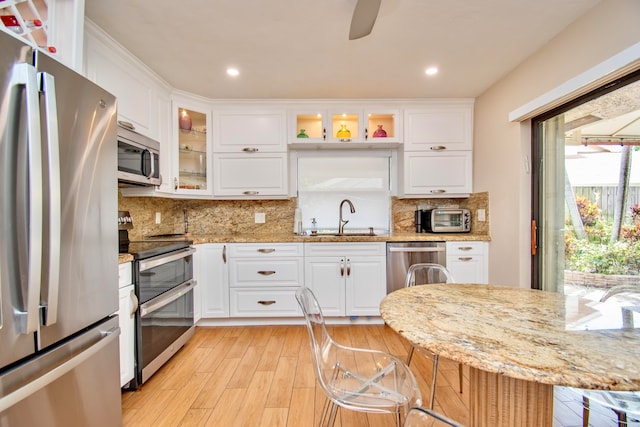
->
[416,208,471,233]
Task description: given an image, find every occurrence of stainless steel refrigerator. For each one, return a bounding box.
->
[0,31,122,426]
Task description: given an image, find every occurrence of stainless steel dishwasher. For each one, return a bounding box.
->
[386,242,446,294]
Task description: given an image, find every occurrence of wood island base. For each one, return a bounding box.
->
[469,367,553,427]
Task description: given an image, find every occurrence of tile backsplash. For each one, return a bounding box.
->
[118,191,489,239]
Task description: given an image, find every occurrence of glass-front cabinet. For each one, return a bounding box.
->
[289,106,401,146]
[172,100,213,196]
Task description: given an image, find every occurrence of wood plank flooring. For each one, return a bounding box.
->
[121,325,634,427]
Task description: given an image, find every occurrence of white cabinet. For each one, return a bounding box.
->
[84,22,170,141]
[118,262,136,388]
[402,102,474,198]
[446,241,489,284]
[228,243,303,317]
[170,97,213,196]
[212,109,288,197]
[289,106,402,147]
[304,242,386,317]
[196,243,229,318]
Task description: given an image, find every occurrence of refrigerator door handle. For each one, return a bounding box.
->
[38,72,61,326]
[11,62,44,335]
[0,326,120,413]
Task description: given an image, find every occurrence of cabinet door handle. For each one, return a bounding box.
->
[430,189,446,194]
[458,246,473,251]
[222,245,227,263]
[242,147,259,152]
[258,300,276,306]
[458,257,473,261]
[430,145,447,151]
[322,128,326,140]
[364,128,368,140]
[258,248,276,253]
[257,270,276,276]
[346,258,351,276]
[129,290,139,317]
[340,259,345,277]
[174,177,178,190]
[243,191,259,195]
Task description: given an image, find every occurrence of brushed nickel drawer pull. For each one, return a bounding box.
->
[458,257,473,261]
[430,189,446,193]
[458,246,473,251]
[257,248,276,253]
[258,300,276,306]
[243,191,259,195]
[430,145,447,151]
[242,147,259,152]
[257,270,276,276]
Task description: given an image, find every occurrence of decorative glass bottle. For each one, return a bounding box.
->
[373,124,387,138]
[297,129,309,138]
[336,124,351,139]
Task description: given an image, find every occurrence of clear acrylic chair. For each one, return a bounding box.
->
[568,284,640,427]
[404,263,462,409]
[403,407,464,427]
[295,286,422,427]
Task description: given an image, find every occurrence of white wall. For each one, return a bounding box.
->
[474,0,640,287]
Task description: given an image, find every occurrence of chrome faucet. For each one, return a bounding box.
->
[338,199,356,235]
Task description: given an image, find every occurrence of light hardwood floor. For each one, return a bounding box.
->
[121,325,630,427]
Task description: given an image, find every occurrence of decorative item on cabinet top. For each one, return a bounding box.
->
[336,123,351,140]
[372,124,387,138]
[179,109,192,131]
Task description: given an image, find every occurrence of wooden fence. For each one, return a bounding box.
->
[574,186,640,221]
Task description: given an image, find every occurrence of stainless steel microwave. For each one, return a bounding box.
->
[416,208,471,233]
[117,122,161,186]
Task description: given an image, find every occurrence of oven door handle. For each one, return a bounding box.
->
[388,247,445,253]
[138,247,196,272]
[139,280,195,317]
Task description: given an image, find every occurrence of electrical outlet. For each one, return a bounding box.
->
[477,209,486,222]
[155,212,161,224]
[255,212,266,224]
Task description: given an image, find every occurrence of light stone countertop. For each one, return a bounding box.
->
[380,284,640,390]
[118,254,133,264]
[189,231,490,244]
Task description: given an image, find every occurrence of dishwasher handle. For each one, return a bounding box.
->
[388,247,446,253]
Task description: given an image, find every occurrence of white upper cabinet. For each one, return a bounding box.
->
[84,21,171,141]
[289,105,402,148]
[213,109,287,153]
[171,96,213,196]
[401,101,474,198]
[404,104,473,151]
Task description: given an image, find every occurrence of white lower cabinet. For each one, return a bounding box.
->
[445,241,489,284]
[118,262,135,388]
[228,243,303,317]
[304,242,386,317]
[196,243,230,318]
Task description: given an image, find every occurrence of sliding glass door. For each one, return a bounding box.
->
[531,70,640,293]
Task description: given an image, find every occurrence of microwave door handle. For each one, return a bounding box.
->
[148,150,155,179]
[11,63,44,334]
[38,72,61,326]
[141,149,153,178]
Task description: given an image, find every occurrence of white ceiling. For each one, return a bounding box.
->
[84,0,601,100]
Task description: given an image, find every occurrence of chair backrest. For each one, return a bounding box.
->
[403,407,464,427]
[405,263,455,287]
[295,286,337,393]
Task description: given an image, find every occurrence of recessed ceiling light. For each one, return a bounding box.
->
[425,67,439,76]
[226,67,239,77]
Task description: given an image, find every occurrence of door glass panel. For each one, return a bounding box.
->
[534,75,640,298]
[177,108,207,190]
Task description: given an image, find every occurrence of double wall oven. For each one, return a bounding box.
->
[124,239,196,390]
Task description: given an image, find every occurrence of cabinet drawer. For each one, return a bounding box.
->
[446,241,487,256]
[229,243,303,257]
[229,258,303,287]
[304,242,386,257]
[229,288,300,317]
[118,262,132,288]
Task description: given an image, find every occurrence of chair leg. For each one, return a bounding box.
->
[327,402,339,427]
[407,345,415,365]
[614,409,627,427]
[320,397,332,427]
[458,363,463,393]
[582,395,590,427]
[430,354,440,409]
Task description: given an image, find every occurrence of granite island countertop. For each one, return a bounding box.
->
[380,284,640,390]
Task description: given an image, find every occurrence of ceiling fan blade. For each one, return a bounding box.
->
[349,0,382,40]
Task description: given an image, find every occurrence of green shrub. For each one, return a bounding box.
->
[565,239,640,275]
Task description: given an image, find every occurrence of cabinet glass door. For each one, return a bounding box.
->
[365,112,397,141]
[177,107,208,191]
[331,112,360,142]
[293,112,326,141]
